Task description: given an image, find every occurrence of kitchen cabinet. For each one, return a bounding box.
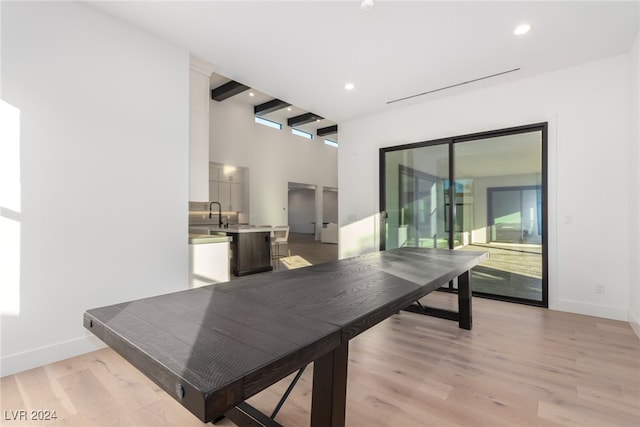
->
[209,180,219,204]
[209,164,245,212]
[228,230,272,276]
[209,180,243,212]
[219,167,242,183]
[189,234,231,287]
[209,165,242,183]
[205,226,273,277]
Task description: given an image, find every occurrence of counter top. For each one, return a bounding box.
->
[188,234,232,244]
[218,226,274,233]
[191,225,276,234]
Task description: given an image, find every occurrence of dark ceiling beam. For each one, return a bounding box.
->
[211,80,250,101]
[254,99,291,116]
[287,112,323,128]
[317,125,338,137]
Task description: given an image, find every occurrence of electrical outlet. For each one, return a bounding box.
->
[595,283,605,294]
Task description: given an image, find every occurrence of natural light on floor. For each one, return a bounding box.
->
[0,100,21,316]
[280,255,312,270]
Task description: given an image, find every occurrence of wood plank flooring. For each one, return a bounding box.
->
[2,293,638,426]
[275,233,338,268]
[2,238,638,426]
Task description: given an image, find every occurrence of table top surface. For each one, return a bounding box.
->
[84,247,487,422]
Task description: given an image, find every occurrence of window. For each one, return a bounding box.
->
[292,128,313,140]
[254,116,282,130]
[324,139,338,147]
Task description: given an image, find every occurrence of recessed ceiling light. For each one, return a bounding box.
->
[344,83,355,91]
[249,92,255,97]
[287,107,292,111]
[361,0,374,11]
[514,23,532,36]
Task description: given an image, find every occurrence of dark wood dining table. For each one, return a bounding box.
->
[84,247,488,427]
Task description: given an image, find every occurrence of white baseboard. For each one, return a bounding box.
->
[1,335,105,377]
[629,309,640,339]
[552,298,628,321]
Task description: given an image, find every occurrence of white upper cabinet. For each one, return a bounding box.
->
[209,163,246,212]
[219,166,243,183]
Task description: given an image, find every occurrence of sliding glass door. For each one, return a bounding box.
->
[380,124,547,306]
[383,143,450,251]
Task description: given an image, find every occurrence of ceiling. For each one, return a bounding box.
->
[89,1,639,126]
[209,73,338,141]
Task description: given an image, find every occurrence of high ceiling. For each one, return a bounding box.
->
[90,1,639,126]
[209,72,339,141]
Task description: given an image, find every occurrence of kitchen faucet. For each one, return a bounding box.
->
[208,201,223,227]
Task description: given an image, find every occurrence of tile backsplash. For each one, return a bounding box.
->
[189,201,239,226]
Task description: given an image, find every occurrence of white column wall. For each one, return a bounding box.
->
[339,53,632,321]
[189,56,215,202]
[629,31,640,337]
[0,2,190,375]
[209,99,338,227]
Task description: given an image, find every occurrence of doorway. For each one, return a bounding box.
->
[380,123,547,307]
[288,182,316,234]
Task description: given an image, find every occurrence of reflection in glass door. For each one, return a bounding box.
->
[453,130,545,304]
[383,144,450,251]
[381,124,547,307]
[488,186,542,244]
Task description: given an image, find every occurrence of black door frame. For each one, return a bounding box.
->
[379,123,548,308]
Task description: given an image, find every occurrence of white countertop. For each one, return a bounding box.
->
[189,225,277,235]
[207,226,274,233]
[188,234,232,244]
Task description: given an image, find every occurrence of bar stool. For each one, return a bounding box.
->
[271,226,290,266]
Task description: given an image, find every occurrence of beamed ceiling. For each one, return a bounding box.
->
[210,73,339,141]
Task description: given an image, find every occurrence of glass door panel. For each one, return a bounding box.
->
[384,144,449,250]
[454,131,544,303]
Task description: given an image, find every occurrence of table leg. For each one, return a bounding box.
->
[311,342,348,427]
[457,270,472,330]
[224,402,284,427]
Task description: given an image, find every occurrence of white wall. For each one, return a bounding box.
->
[0,2,190,376]
[323,190,338,224]
[339,53,633,321]
[189,56,215,202]
[629,30,640,337]
[209,99,338,227]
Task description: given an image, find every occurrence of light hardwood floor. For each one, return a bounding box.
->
[2,240,638,426]
[273,233,339,269]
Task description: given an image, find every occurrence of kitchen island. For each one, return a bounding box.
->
[194,226,273,277]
